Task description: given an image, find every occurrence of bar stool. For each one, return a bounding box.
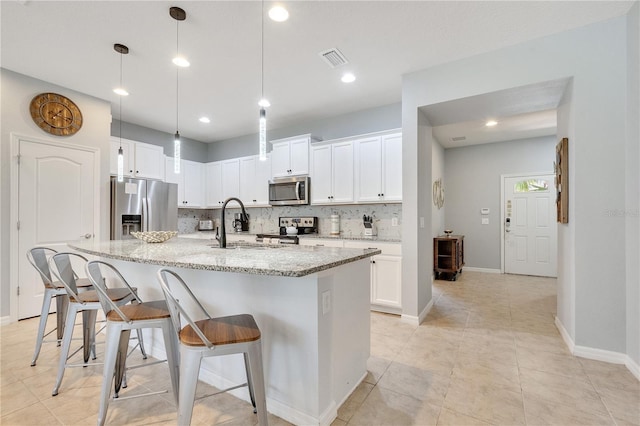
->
[49,252,143,396]
[85,260,180,426]
[26,247,93,366]
[156,268,268,426]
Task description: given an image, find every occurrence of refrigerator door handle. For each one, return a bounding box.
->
[142,197,148,231]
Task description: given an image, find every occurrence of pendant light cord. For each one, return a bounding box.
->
[119,50,123,147]
[261,0,264,99]
[175,18,179,133]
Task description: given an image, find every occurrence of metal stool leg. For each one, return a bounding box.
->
[97,323,121,426]
[31,289,55,366]
[247,341,268,426]
[178,348,203,426]
[113,329,131,396]
[243,352,257,413]
[136,329,148,359]
[52,304,80,396]
[82,309,98,363]
[161,322,180,405]
[55,293,69,344]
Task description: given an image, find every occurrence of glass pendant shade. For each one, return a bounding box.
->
[259,108,267,161]
[174,131,181,173]
[117,146,124,182]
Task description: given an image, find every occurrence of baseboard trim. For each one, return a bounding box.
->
[555,316,640,381]
[401,297,433,326]
[0,316,12,326]
[463,267,502,274]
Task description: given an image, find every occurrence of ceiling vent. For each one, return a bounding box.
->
[319,48,349,68]
[451,136,466,142]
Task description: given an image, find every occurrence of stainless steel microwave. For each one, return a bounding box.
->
[269,176,310,206]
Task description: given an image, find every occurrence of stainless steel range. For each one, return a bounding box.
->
[255,216,318,245]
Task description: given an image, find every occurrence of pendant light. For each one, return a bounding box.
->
[114,43,129,183]
[170,6,187,174]
[258,0,268,161]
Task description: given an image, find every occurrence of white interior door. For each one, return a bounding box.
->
[504,174,557,277]
[17,138,97,319]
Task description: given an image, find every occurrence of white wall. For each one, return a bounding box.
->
[402,14,632,357]
[625,2,639,367]
[431,139,445,240]
[444,136,556,270]
[0,69,112,317]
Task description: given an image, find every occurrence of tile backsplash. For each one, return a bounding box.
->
[178,204,402,239]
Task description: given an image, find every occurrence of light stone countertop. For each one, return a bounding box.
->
[181,232,401,243]
[69,237,380,278]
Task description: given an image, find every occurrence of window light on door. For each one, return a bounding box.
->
[514,179,549,192]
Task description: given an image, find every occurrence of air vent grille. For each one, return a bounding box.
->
[319,48,349,68]
[451,136,466,142]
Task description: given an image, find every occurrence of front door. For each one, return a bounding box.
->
[504,174,557,277]
[17,137,98,319]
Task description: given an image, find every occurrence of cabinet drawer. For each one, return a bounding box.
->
[343,241,401,256]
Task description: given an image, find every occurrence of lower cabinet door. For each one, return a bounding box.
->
[371,255,402,309]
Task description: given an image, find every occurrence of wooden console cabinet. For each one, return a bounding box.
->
[433,235,464,280]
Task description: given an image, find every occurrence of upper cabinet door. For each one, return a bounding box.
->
[331,141,354,203]
[381,133,402,201]
[354,136,383,202]
[205,162,223,207]
[270,142,291,178]
[270,135,312,178]
[310,144,333,204]
[289,138,310,176]
[221,159,240,201]
[254,155,271,206]
[133,142,164,180]
[239,156,258,204]
[182,160,205,207]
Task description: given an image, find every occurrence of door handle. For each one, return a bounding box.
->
[81,233,92,239]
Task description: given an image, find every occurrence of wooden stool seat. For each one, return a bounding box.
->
[46,277,93,290]
[76,287,134,304]
[180,314,261,347]
[106,300,170,322]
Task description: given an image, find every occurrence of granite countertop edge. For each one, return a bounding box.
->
[69,239,380,278]
[186,232,401,243]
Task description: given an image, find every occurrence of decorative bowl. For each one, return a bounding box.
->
[130,231,178,243]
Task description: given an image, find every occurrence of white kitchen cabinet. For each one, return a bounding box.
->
[239,155,271,207]
[205,162,223,207]
[310,141,353,204]
[344,240,402,313]
[270,134,315,178]
[165,157,205,207]
[354,132,402,203]
[221,159,240,201]
[109,137,164,180]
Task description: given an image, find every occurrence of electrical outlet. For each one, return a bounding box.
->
[322,290,331,315]
[482,218,489,225]
[391,217,398,227]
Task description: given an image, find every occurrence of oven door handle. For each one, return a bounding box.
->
[295,182,301,201]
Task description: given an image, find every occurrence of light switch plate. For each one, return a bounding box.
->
[322,290,331,315]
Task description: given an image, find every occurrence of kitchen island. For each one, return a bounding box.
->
[69,237,379,426]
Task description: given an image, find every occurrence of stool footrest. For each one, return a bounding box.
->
[195,382,248,401]
[112,389,168,402]
[126,359,166,371]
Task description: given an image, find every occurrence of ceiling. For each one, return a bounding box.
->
[1,1,633,144]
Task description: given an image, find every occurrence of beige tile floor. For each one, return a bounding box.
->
[2,271,638,425]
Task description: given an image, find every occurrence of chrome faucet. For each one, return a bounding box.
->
[217,197,248,248]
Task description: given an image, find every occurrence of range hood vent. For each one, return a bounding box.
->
[319,48,349,68]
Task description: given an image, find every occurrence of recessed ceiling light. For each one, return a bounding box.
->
[269,5,289,22]
[113,88,129,96]
[199,117,210,123]
[341,73,356,83]
[172,57,190,67]
[486,120,498,127]
[258,98,271,108]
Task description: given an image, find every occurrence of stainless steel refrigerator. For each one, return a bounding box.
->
[110,176,178,240]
